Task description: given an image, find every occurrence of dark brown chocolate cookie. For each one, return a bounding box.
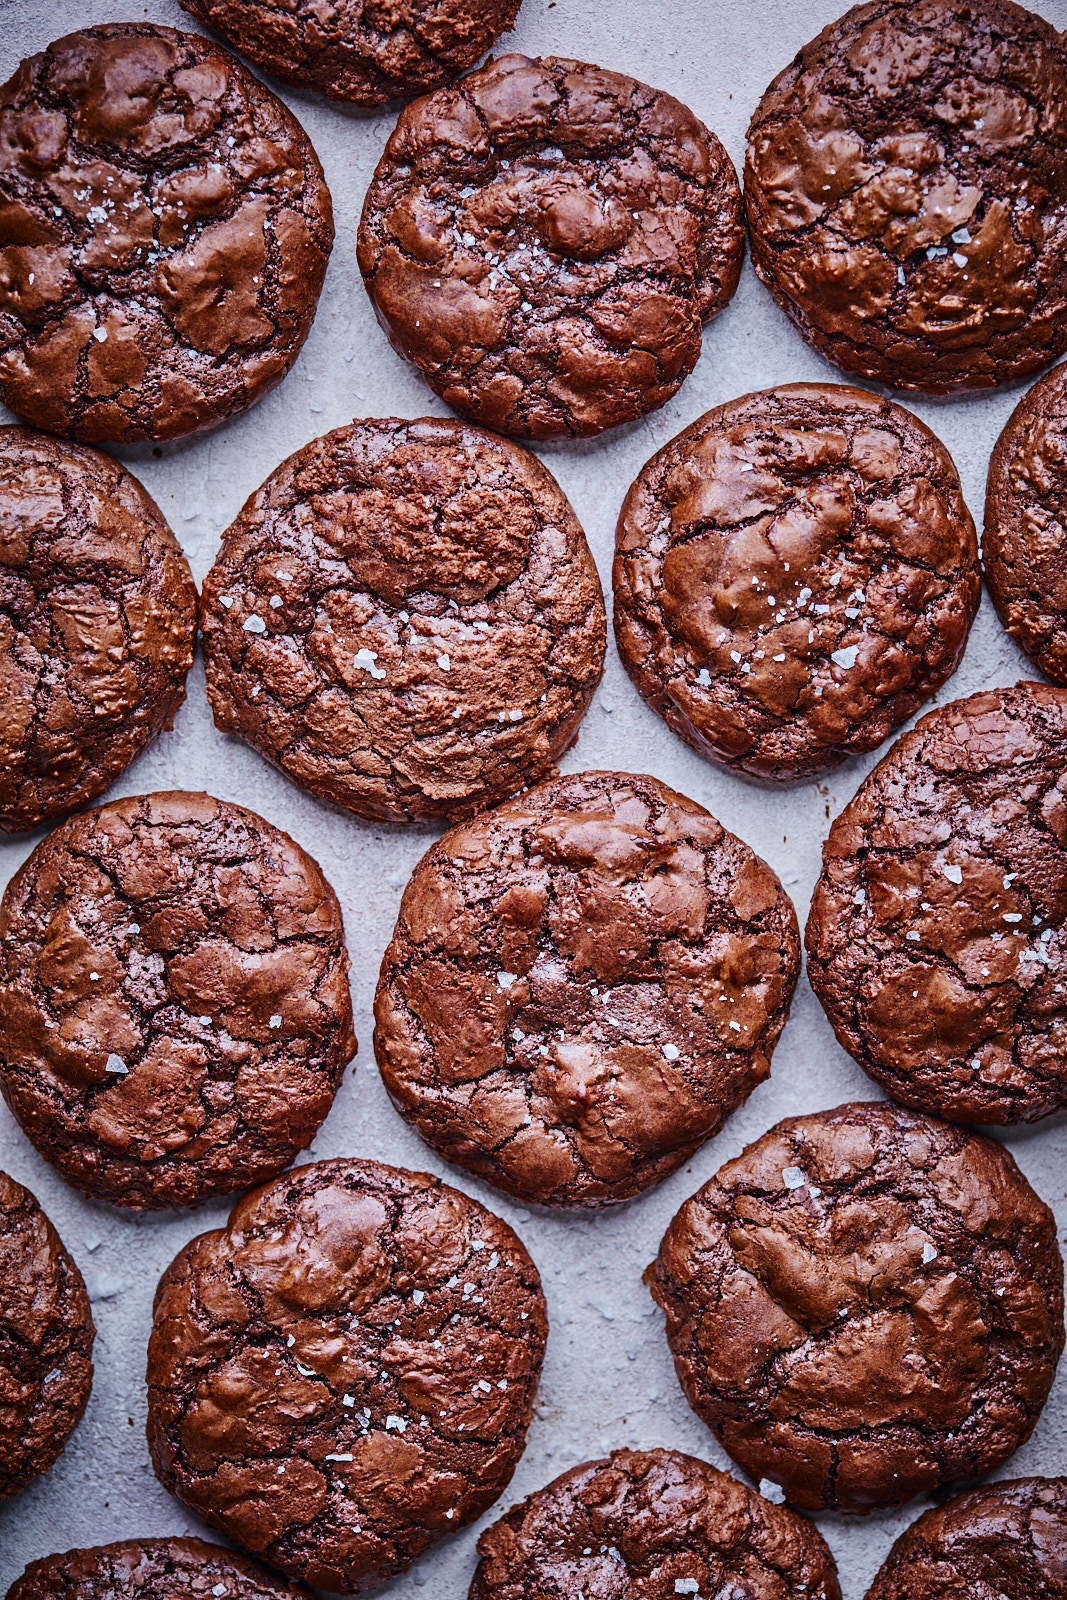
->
[6,1538,314,1600]
[613,384,980,781]
[0,24,333,444]
[0,1169,94,1498]
[374,770,800,1208]
[984,363,1067,682]
[0,426,198,832]
[647,1102,1065,1514]
[180,0,523,108]
[357,54,744,440]
[0,791,356,1210]
[146,1157,548,1593]
[806,682,1067,1124]
[200,417,606,823]
[745,0,1067,394]
[471,1447,842,1600]
[865,1477,1067,1600]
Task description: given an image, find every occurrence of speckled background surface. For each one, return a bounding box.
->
[1,0,1066,1593]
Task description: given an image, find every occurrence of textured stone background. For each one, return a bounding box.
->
[1,0,1066,1594]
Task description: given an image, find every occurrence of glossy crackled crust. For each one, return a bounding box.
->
[806,682,1067,1123]
[0,1169,94,1498]
[374,770,800,1208]
[744,0,1067,393]
[146,1158,548,1593]
[6,1537,314,1600]
[357,53,743,439]
[648,1103,1065,1514]
[613,384,979,781]
[180,0,523,108]
[200,417,606,824]
[0,426,197,832]
[0,23,333,444]
[471,1446,842,1600]
[984,363,1067,682]
[0,790,356,1209]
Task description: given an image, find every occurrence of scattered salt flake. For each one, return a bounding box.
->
[445,1509,455,1520]
[896,266,906,285]
[270,595,282,608]
[386,1415,407,1433]
[922,1243,937,1264]
[437,653,451,671]
[105,1054,128,1075]
[412,1289,425,1304]
[906,930,921,941]
[759,1479,787,1505]
[287,1334,295,1346]
[354,647,386,680]
[782,1166,805,1189]
[831,645,859,669]
[269,1014,282,1028]
[942,864,963,884]
[343,1394,355,1407]
[773,653,786,661]
[662,1042,680,1060]
[219,595,233,608]
[853,889,866,905]
[92,326,108,342]
[497,971,517,990]
[729,650,742,663]
[212,1586,226,1596]
[1003,913,1023,923]
[675,1583,700,1596]
[696,667,712,686]
[243,614,266,633]
[952,251,968,266]
[325,1453,353,1461]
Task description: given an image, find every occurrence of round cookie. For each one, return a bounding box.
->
[0,790,356,1209]
[613,384,980,781]
[647,1102,1065,1514]
[744,0,1067,394]
[200,417,606,824]
[806,681,1067,1124]
[357,54,743,440]
[146,1157,548,1593]
[374,770,800,1208]
[0,24,333,444]
[179,0,523,108]
[471,1447,842,1600]
[865,1478,1067,1600]
[7,1539,314,1600]
[984,363,1067,682]
[0,426,198,832]
[0,1170,94,1498]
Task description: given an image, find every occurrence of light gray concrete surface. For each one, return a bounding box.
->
[1,0,1066,1592]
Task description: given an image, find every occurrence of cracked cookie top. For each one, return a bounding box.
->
[374,770,800,1208]
[806,682,1067,1124]
[179,0,523,108]
[7,1539,314,1600]
[647,1102,1065,1514]
[0,790,356,1210]
[0,23,334,444]
[356,53,743,440]
[0,426,198,832]
[146,1157,548,1594]
[471,1446,842,1600]
[613,384,980,782]
[0,1169,94,1499]
[744,0,1067,393]
[200,416,606,824]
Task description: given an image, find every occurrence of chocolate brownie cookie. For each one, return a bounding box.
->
[0,1170,94,1498]
[0,791,355,1209]
[0,24,333,444]
[647,1102,1065,1514]
[180,0,523,108]
[745,0,1067,393]
[146,1157,548,1592]
[866,1478,1067,1600]
[613,384,980,781]
[357,54,743,439]
[7,1539,314,1600]
[806,682,1067,1123]
[200,417,605,823]
[0,426,198,832]
[471,1447,842,1600]
[374,770,800,1208]
[985,363,1067,682]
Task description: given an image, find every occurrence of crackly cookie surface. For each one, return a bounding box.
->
[6,1539,314,1600]
[357,54,743,440]
[985,364,1067,682]
[744,0,1067,393]
[0,1170,94,1499]
[648,1103,1065,1514]
[471,1447,842,1600]
[200,417,606,824]
[866,1477,1067,1600]
[0,791,356,1209]
[806,682,1067,1123]
[146,1157,548,1593]
[180,0,523,108]
[613,384,979,781]
[0,24,333,444]
[374,771,800,1208]
[0,426,198,832]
